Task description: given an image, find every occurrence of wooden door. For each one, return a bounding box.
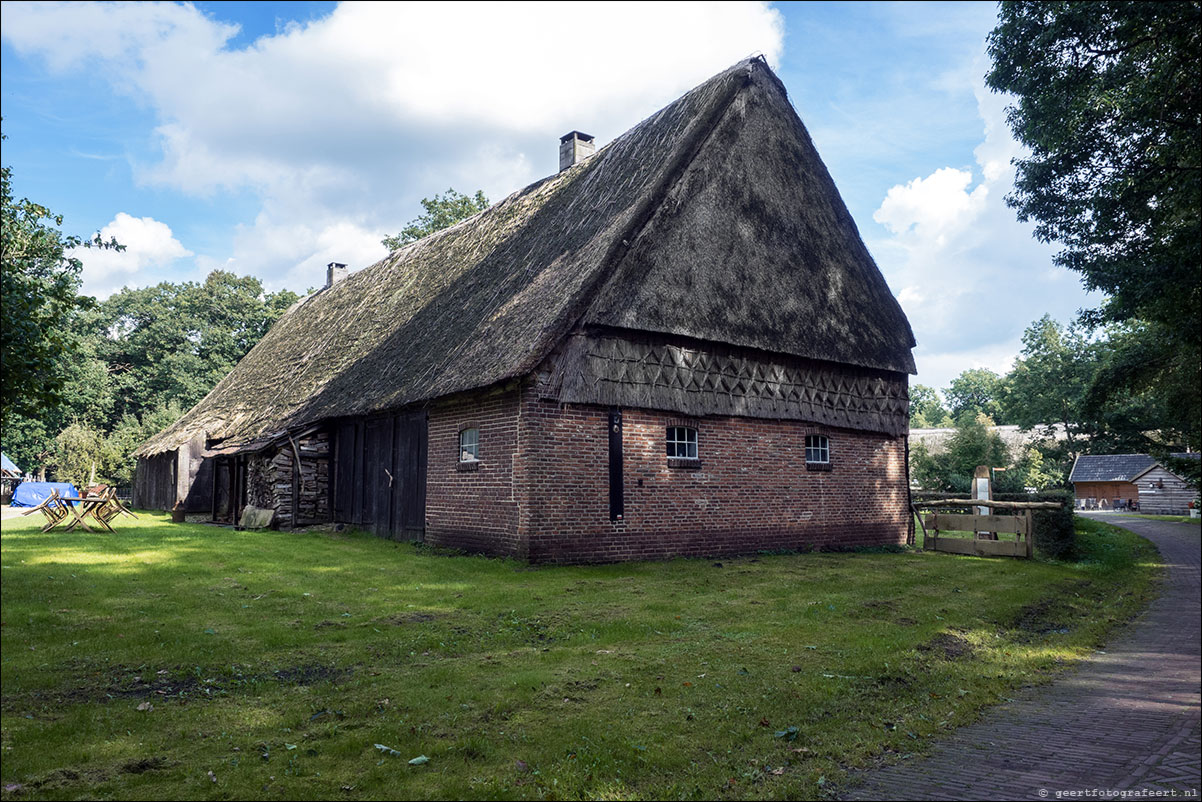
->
[334,412,427,540]
[392,411,428,542]
[213,459,233,523]
[363,417,394,536]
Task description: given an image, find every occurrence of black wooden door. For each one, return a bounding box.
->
[364,417,394,536]
[213,459,232,523]
[335,412,427,539]
[392,411,428,542]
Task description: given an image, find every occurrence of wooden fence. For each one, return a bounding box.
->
[915,499,1063,559]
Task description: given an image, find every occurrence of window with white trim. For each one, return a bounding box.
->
[666,426,699,460]
[805,434,830,465]
[459,427,480,462]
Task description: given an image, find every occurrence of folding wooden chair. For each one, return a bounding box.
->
[20,489,71,532]
[91,487,137,530]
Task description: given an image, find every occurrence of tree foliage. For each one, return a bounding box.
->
[986,1,1201,336]
[1003,315,1094,449]
[909,384,953,428]
[96,271,299,423]
[4,268,298,480]
[986,2,1201,450]
[381,189,490,251]
[50,420,109,488]
[1,135,120,428]
[911,413,1010,492]
[945,368,1009,424]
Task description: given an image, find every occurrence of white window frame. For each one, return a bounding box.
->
[805,434,830,465]
[459,427,480,462]
[666,426,699,460]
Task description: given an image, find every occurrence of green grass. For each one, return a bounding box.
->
[1,512,1159,800]
[1114,513,1201,525]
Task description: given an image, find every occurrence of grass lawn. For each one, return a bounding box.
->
[1114,513,1201,525]
[1,512,1158,800]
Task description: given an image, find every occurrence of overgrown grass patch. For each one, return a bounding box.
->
[1,513,1158,800]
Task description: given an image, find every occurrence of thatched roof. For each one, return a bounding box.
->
[139,57,915,457]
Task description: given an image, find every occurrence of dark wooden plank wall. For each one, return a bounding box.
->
[134,452,177,510]
[183,448,214,512]
[333,412,426,540]
[213,459,234,523]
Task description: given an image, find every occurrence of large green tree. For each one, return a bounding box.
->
[96,271,300,423]
[1003,315,1095,451]
[909,384,953,428]
[945,368,1009,424]
[381,189,490,251]
[911,413,1011,492]
[986,1,1201,447]
[1,137,119,429]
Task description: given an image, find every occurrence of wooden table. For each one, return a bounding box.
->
[59,497,109,532]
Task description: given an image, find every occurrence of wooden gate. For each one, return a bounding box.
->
[916,499,1061,559]
[333,411,427,540]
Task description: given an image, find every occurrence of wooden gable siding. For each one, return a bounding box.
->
[133,434,212,512]
[134,451,177,510]
[538,332,909,437]
[1135,467,1195,514]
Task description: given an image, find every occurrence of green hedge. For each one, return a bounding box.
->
[912,489,1076,560]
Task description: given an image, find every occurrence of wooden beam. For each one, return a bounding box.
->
[916,499,1063,510]
[931,537,1028,557]
[1025,509,1034,558]
[927,513,1027,534]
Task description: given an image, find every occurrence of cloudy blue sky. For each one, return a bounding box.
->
[1,1,1099,392]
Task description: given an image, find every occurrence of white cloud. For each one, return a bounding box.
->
[912,340,1022,396]
[869,51,1100,391]
[874,167,988,245]
[3,1,784,292]
[72,212,192,298]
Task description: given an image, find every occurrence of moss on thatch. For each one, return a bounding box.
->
[139,58,914,456]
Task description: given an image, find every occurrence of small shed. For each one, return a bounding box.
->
[1069,454,1156,509]
[1069,453,1198,513]
[1132,457,1198,515]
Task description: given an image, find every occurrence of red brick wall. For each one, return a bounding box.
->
[424,388,524,557]
[421,384,910,564]
[515,387,909,564]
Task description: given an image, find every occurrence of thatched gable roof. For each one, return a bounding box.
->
[139,58,914,457]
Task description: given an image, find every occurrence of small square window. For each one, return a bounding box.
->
[805,434,830,465]
[459,427,480,462]
[666,426,698,460]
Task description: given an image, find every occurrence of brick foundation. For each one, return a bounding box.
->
[423,385,909,564]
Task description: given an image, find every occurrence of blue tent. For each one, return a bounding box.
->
[11,482,80,508]
[1,452,20,475]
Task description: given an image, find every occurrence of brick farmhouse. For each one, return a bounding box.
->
[135,58,917,563]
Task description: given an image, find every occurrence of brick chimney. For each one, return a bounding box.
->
[559,131,596,172]
[326,262,348,288]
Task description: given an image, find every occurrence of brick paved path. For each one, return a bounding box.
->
[842,515,1201,801]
